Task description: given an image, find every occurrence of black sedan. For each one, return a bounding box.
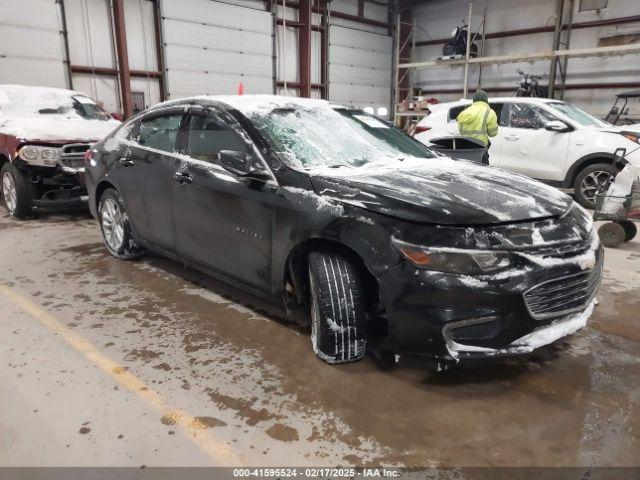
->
[85,95,602,367]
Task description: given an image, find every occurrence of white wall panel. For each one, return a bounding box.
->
[328,25,392,111]
[124,0,158,71]
[71,73,120,112]
[162,0,274,98]
[0,0,67,87]
[65,0,116,68]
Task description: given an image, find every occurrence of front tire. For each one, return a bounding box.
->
[574,163,614,209]
[1,163,35,219]
[98,188,143,260]
[308,252,367,364]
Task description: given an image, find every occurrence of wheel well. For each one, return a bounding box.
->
[94,180,116,211]
[566,154,615,187]
[0,154,9,170]
[284,238,381,322]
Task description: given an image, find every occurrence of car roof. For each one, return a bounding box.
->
[149,94,350,116]
[431,97,560,109]
[0,84,88,99]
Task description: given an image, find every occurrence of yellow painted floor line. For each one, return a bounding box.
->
[0,284,242,466]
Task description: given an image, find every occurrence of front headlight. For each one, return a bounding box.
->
[18,146,60,166]
[620,131,640,144]
[392,238,512,274]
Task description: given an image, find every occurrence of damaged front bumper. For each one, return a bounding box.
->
[444,299,595,361]
[375,237,603,364]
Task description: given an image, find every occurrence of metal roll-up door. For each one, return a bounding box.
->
[161,0,274,98]
[0,0,67,87]
[328,25,392,115]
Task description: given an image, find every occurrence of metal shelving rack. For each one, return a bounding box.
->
[392,0,640,122]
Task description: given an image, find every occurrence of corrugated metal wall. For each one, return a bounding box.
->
[0,0,393,113]
[328,25,392,112]
[161,0,274,98]
[0,0,68,87]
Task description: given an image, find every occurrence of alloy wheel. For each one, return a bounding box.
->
[580,170,610,204]
[101,198,125,252]
[2,172,17,214]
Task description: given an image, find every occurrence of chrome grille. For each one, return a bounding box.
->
[524,253,603,320]
[60,143,90,172]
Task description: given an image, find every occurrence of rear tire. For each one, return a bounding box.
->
[308,252,366,364]
[574,163,614,209]
[98,188,144,260]
[1,163,35,219]
[617,220,637,242]
[598,222,625,248]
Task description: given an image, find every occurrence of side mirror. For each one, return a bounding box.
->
[544,120,571,132]
[219,150,249,176]
[218,150,271,181]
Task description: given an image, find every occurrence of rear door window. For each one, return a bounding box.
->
[502,103,556,130]
[184,114,250,163]
[137,114,184,153]
[448,105,467,121]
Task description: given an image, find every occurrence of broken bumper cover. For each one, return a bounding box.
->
[376,241,603,362]
[444,299,595,361]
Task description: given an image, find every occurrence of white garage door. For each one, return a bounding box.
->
[0,0,67,87]
[328,25,392,114]
[161,0,273,99]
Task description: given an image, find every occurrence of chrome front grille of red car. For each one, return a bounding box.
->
[523,253,603,321]
[60,143,90,172]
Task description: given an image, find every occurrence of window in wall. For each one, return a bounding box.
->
[137,114,183,153]
[579,0,608,12]
[132,92,146,114]
[186,114,249,163]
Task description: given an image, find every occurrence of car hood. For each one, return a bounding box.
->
[309,157,573,225]
[0,116,121,143]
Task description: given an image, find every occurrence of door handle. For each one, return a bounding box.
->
[119,157,135,167]
[173,171,193,184]
[504,135,520,141]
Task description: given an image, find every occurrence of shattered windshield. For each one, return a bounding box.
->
[248,106,436,169]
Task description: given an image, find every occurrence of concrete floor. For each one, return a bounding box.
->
[0,207,639,468]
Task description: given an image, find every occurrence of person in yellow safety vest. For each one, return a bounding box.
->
[456,89,499,165]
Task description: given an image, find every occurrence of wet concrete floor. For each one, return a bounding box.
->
[0,209,639,467]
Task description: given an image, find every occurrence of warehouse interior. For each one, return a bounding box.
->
[1,0,640,476]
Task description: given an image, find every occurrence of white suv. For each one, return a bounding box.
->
[414,97,640,208]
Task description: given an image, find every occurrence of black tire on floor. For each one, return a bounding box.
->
[574,163,614,209]
[1,162,35,219]
[98,188,144,260]
[308,251,366,364]
[598,222,625,248]
[617,220,637,242]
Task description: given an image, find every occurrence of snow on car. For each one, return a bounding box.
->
[85,95,602,368]
[0,85,121,218]
[413,97,640,209]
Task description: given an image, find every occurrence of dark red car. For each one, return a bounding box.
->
[0,85,120,218]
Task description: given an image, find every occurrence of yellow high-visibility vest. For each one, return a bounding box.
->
[456,101,499,146]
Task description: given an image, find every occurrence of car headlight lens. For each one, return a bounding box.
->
[392,238,512,274]
[620,131,640,144]
[19,146,40,161]
[18,145,60,166]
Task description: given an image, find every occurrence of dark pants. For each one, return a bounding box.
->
[482,140,491,165]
